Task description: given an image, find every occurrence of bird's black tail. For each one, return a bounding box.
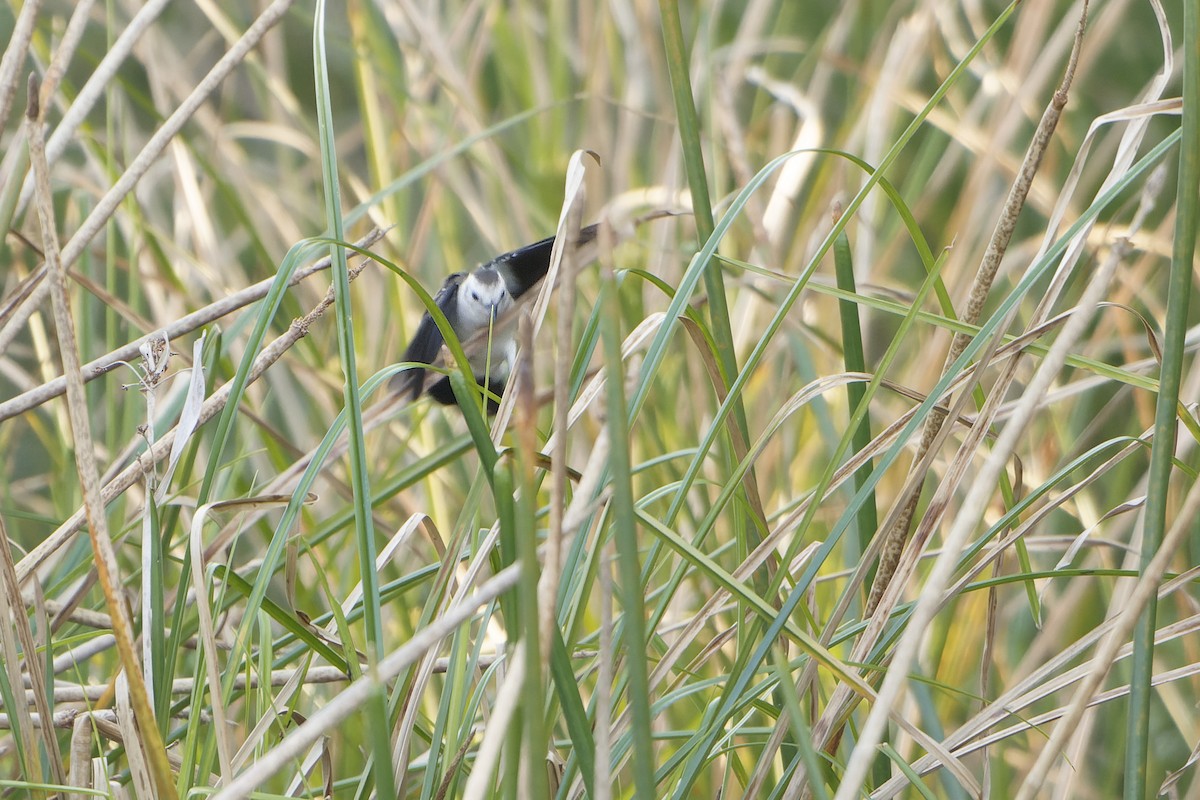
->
[389,367,426,402]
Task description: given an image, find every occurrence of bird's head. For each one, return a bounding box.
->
[457,266,513,332]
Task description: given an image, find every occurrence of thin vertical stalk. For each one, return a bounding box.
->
[832,227,878,565]
[599,258,655,798]
[313,2,391,796]
[658,0,766,560]
[1124,0,1199,794]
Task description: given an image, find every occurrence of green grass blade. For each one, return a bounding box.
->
[1125,0,1200,794]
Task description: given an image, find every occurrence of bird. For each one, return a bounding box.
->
[392,224,599,409]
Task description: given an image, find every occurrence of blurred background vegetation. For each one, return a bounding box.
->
[0,0,1197,797]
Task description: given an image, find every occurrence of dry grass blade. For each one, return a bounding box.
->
[837,30,1173,800]
[26,74,177,800]
[1016,474,1200,796]
[114,675,154,798]
[34,0,95,113]
[0,515,64,788]
[0,0,296,362]
[12,0,172,214]
[211,565,522,799]
[13,666,351,708]
[544,156,587,669]
[871,611,1200,798]
[0,227,385,424]
[156,332,210,501]
[14,253,376,583]
[189,494,314,784]
[69,713,98,797]
[0,0,42,134]
[868,1,1091,617]
[460,647,526,800]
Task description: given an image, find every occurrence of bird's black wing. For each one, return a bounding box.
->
[391,272,464,401]
[492,223,599,298]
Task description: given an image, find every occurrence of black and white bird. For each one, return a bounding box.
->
[393,224,599,408]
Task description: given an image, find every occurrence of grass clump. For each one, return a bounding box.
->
[0,1,1197,798]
